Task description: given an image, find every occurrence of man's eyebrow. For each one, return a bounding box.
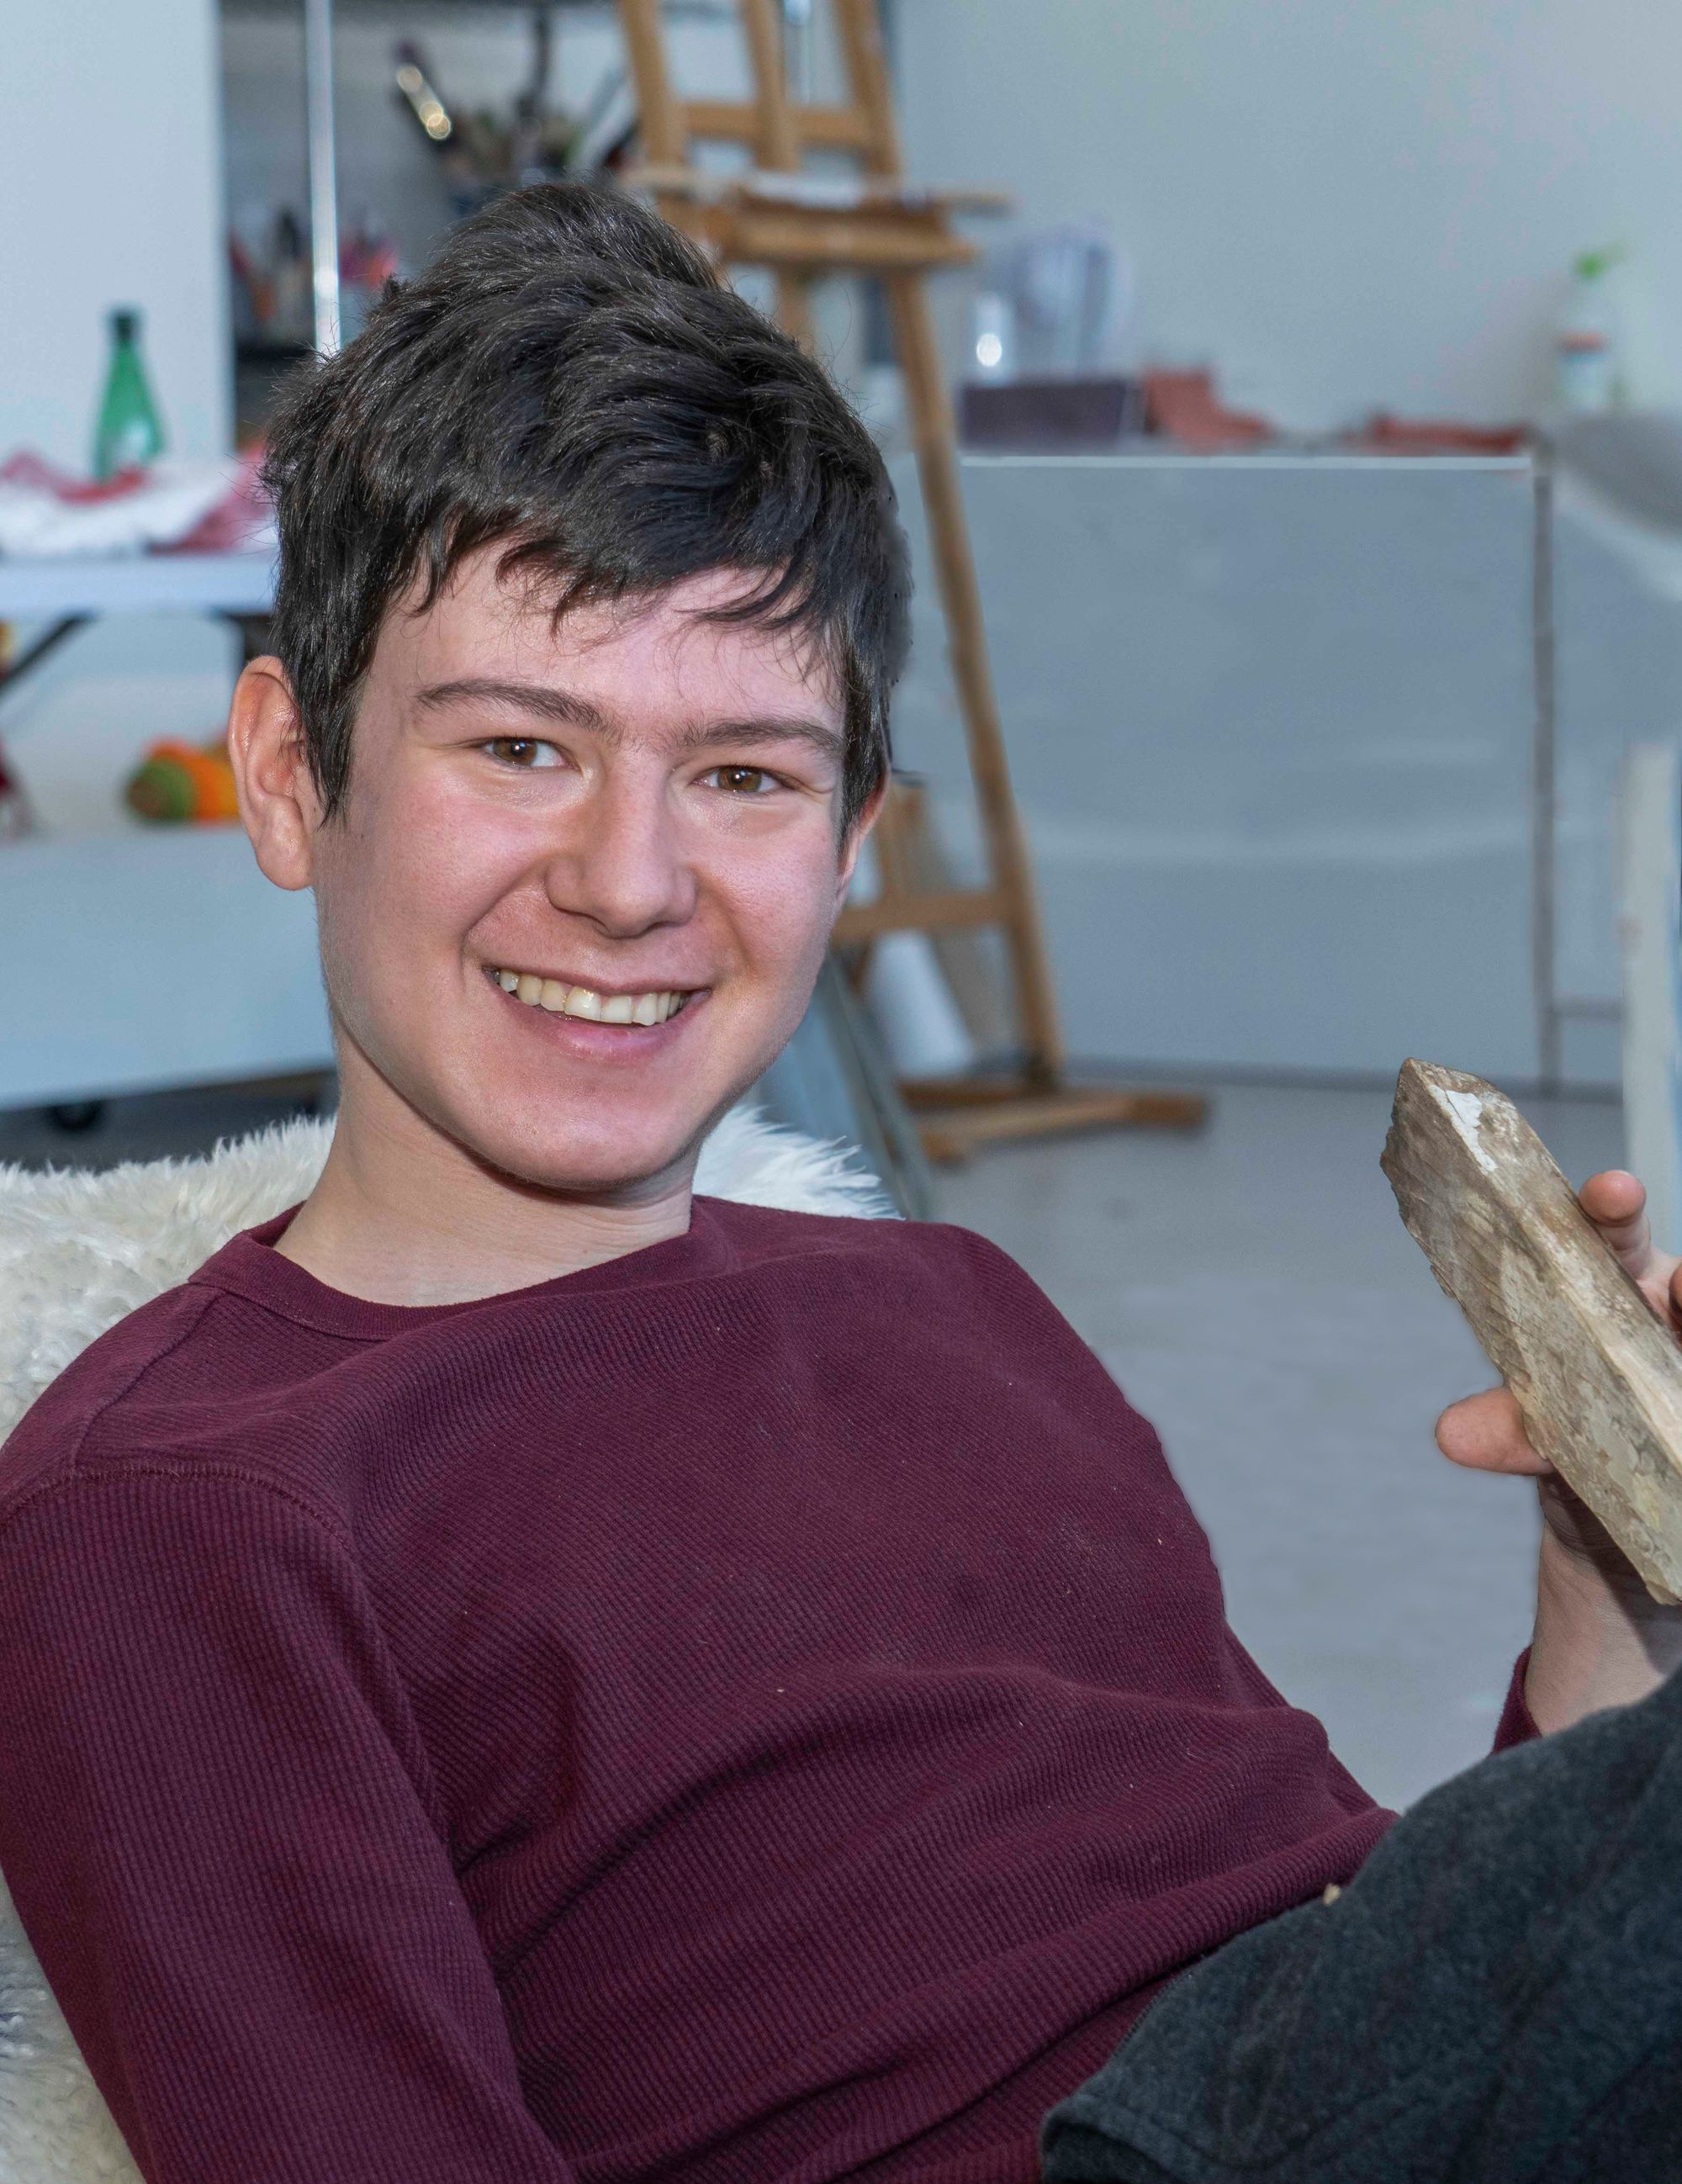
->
[415,679,844,765]
[671,715,844,764]
[414,679,616,734]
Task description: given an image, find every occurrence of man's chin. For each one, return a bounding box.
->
[336,1018,741,1203]
[454,1110,711,1203]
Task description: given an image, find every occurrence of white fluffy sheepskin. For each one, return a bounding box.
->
[0,1102,891,2182]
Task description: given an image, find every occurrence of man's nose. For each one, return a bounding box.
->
[540,777,697,937]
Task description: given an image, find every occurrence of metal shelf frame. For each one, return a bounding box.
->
[273,0,787,357]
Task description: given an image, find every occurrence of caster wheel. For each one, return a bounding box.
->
[45,1100,106,1133]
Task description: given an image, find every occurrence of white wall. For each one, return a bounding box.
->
[0,0,230,467]
[898,0,1682,432]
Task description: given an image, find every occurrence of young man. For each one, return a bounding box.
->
[0,183,1677,2184]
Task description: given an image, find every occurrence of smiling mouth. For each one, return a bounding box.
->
[484,965,701,1026]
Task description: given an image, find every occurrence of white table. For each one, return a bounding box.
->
[0,549,332,1113]
[888,449,1629,1091]
[0,549,275,622]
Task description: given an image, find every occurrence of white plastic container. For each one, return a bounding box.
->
[1557,248,1625,415]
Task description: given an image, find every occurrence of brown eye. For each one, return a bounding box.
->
[715,765,770,795]
[485,738,556,768]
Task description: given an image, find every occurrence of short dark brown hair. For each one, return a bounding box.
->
[260,182,909,835]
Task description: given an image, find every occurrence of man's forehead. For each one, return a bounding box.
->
[401,550,844,723]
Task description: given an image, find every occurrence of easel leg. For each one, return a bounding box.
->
[882,269,1063,1087]
[776,272,819,356]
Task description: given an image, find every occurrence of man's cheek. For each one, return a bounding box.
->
[730,841,841,946]
[417,801,539,918]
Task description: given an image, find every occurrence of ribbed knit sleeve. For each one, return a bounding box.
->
[0,1470,577,2184]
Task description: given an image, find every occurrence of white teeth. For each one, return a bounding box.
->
[493,970,690,1023]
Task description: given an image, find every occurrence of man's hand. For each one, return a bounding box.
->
[1435,1169,1682,1732]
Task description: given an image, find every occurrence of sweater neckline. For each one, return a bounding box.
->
[188,1193,738,1341]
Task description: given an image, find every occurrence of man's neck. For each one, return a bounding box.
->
[274,1076,695,1308]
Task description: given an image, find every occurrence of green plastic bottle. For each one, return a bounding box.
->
[93,307,166,479]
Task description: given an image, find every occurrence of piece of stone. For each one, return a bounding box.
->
[1382,1057,1682,1605]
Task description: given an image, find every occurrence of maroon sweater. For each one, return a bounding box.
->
[0,1198,1531,2184]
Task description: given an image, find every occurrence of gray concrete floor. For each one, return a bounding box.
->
[931,1080,1626,1811]
[2,1074,1624,1811]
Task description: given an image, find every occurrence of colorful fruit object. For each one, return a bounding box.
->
[124,737,241,823]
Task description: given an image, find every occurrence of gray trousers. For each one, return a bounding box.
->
[1040,1663,1682,2183]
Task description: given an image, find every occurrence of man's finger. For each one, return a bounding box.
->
[1576,1169,1652,1275]
[1575,1168,1682,1333]
[1435,1385,1553,1476]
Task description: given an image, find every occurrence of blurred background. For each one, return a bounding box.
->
[7,0,1682,1808]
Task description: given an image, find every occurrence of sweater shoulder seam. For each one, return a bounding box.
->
[1,1446,357,1562]
[182,1278,392,1342]
[57,1278,225,1475]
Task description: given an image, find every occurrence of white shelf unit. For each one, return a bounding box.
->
[0,551,332,1111]
[3,826,330,1109]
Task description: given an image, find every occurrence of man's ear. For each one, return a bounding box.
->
[834,772,891,905]
[226,656,325,891]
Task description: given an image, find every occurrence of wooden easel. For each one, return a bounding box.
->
[616,0,1206,1161]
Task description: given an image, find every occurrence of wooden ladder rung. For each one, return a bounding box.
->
[917,1086,1209,1163]
[903,1076,1208,1122]
[832,887,1009,944]
[682,98,876,151]
[669,199,977,275]
[627,166,1012,216]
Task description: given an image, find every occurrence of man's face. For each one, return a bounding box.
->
[303,549,870,1198]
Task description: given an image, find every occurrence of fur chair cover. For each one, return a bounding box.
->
[0,1105,891,2181]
